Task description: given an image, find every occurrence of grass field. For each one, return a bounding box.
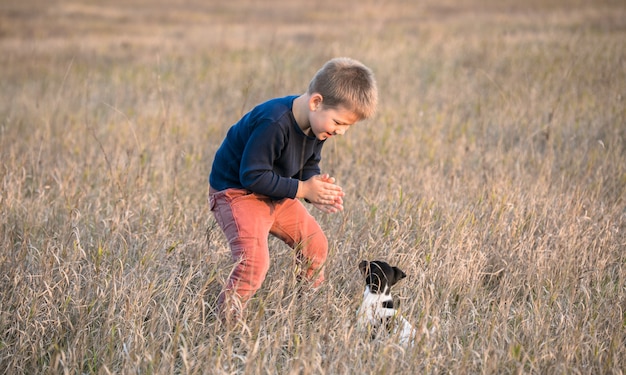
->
[1,0,625,373]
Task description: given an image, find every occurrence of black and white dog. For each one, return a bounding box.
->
[356,260,416,346]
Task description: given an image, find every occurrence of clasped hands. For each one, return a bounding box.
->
[297,174,344,213]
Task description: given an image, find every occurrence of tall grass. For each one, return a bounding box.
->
[1,0,624,373]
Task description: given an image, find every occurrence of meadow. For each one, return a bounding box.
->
[1,0,625,373]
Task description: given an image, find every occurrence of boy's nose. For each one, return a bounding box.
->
[334,127,347,135]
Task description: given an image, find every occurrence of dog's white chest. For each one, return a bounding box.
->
[356,286,395,327]
[356,286,416,346]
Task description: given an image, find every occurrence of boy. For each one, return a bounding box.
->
[209,57,377,323]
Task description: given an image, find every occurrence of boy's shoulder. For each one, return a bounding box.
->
[233,95,298,135]
[237,95,298,131]
[253,95,297,117]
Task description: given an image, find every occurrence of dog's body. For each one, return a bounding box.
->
[356,260,416,346]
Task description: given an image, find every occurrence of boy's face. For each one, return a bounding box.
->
[308,95,360,141]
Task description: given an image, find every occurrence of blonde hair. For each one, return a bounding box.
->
[307,57,378,120]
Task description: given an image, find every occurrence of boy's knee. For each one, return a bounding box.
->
[225,238,269,294]
[297,232,328,274]
[241,256,269,289]
[310,231,328,260]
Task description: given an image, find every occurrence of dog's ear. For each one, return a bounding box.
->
[393,267,407,282]
[358,260,369,276]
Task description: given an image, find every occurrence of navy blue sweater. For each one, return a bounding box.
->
[209,96,325,200]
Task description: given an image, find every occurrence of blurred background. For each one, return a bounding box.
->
[1,0,625,373]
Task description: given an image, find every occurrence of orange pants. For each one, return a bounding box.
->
[209,187,327,316]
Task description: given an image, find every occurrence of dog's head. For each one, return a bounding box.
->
[358,260,406,294]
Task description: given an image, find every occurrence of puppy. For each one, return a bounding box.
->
[356,260,416,346]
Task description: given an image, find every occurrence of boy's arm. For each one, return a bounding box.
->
[299,143,323,181]
[239,121,300,199]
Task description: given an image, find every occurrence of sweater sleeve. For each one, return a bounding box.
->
[299,142,323,181]
[239,120,299,199]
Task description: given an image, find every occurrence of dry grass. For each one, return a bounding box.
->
[1,0,625,373]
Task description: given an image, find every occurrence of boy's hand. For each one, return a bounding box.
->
[316,174,344,212]
[311,200,343,213]
[311,203,343,214]
[297,174,345,213]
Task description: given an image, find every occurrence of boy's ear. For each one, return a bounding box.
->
[309,93,323,111]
